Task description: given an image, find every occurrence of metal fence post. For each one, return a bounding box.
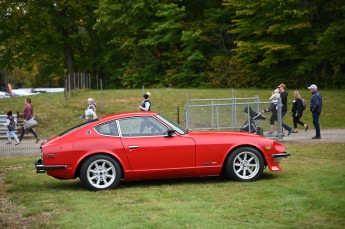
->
[211,100,214,129]
[185,100,190,130]
[277,98,283,141]
[254,96,260,127]
[231,89,236,128]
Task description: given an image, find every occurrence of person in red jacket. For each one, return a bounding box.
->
[19,98,40,143]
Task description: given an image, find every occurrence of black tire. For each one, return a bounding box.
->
[80,155,122,191]
[226,147,264,182]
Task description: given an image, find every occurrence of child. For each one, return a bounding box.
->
[80,98,97,121]
[4,110,20,145]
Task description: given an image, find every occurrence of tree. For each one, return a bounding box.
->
[297,0,345,88]
[0,0,100,88]
[224,0,345,88]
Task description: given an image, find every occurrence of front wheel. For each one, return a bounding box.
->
[226,147,264,182]
[80,155,122,191]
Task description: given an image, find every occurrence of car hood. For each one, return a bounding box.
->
[183,130,272,146]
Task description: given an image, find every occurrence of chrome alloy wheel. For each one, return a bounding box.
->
[232,151,260,180]
[86,159,116,189]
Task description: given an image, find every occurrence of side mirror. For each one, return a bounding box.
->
[164,128,175,138]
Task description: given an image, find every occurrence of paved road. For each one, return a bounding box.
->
[276,128,345,144]
[1,129,344,158]
[0,139,41,157]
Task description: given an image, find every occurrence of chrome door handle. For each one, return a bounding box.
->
[128,145,139,149]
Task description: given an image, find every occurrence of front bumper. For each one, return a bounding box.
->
[35,159,67,173]
[273,151,291,162]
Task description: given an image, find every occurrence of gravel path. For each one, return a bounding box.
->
[1,128,345,158]
[0,139,41,157]
[277,128,345,144]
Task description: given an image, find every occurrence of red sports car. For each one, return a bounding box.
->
[35,112,290,191]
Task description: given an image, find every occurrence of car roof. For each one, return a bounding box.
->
[100,111,159,122]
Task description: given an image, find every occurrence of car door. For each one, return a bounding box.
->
[119,116,196,179]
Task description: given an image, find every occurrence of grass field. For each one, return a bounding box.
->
[1,88,345,228]
[1,143,345,228]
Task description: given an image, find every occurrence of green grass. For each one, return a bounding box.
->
[1,88,344,138]
[1,88,345,228]
[1,143,345,228]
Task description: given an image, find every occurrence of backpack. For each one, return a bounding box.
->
[301,98,307,111]
[7,116,16,131]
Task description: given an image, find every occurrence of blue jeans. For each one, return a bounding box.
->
[7,130,19,142]
[282,111,292,132]
[19,125,38,141]
[312,111,321,137]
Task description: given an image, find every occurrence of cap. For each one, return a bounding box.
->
[308,84,317,90]
[274,89,279,93]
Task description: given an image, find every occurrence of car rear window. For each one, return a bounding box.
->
[95,121,119,136]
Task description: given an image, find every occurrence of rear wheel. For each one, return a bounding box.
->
[226,147,264,182]
[80,155,122,191]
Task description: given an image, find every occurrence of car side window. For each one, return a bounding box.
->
[95,121,119,136]
[119,116,167,137]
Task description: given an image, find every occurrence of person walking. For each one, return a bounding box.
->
[291,90,308,133]
[4,110,20,145]
[19,98,40,143]
[139,92,151,111]
[278,83,292,135]
[308,84,322,139]
[266,88,280,135]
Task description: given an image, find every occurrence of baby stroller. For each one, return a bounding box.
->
[240,106,266,136]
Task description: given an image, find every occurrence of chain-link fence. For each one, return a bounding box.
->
[0,114,89,160]
[1,95,287,162]
[185,97,285,140]
[1,114,48,159]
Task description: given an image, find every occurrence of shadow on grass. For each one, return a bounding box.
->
[34,171,280,191]
[119,176,228,189]
[39,179,85,191]
[119,171,279,189]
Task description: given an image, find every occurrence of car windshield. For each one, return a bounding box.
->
[155,114,188,135]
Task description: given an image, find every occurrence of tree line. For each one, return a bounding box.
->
[0,0,344,90]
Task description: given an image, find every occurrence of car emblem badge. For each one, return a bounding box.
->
[86,130,91,135]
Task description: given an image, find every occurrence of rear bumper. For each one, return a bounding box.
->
[273,151,291,162]
[35,159,67,173]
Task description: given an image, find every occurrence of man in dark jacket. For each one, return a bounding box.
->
[278,83,292,136]
[308,84,322,139]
